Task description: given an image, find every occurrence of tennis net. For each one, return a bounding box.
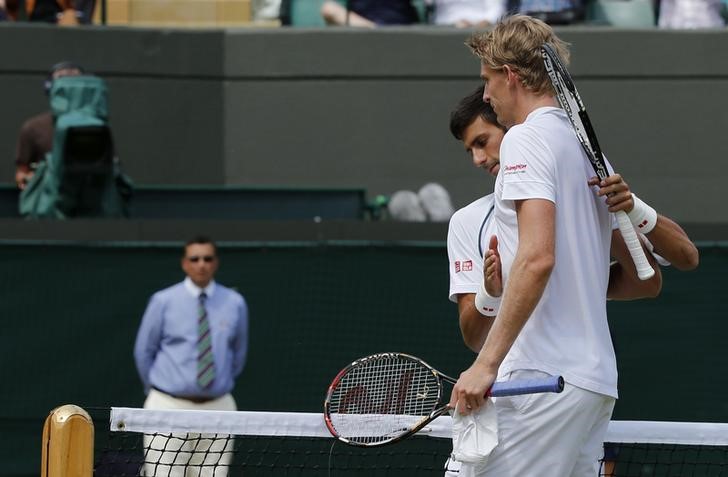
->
[88,407,728,476]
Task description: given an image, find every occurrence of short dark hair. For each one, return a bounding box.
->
[449,86,505,141]
[183,236,217,256]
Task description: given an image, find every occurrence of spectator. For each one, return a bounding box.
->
[432,0,506,27]
[4,0,95,24]
[252,0,281,22]
[134,236,249,477]
[658,0,725,28]
[507,0,585,24]
[321,0,419,27]
[14,61,84,190]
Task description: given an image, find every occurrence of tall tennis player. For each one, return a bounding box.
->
[444,81,696,475]
[447,15,656,476]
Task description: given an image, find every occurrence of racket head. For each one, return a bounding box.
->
[323,352,446,447]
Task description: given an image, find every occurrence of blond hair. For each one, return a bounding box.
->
[466,15,570,96]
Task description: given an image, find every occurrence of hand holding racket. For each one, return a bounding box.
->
[541,43,655,281]
[324,352,563,447]
[588,174,635,214]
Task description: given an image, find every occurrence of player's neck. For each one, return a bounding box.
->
[512,93,559,125]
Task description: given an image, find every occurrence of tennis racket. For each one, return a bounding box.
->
[541,43,655,281]
[323,352,564,447]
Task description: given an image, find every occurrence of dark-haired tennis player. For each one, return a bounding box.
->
[446,15,697,477]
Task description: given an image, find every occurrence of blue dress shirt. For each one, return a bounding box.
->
[134,278,249,399]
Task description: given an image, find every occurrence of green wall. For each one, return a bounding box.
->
[1,242,726,476]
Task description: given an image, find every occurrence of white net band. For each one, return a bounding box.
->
[109,407,728,445]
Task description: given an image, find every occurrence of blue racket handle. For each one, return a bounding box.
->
[488,375,564,397]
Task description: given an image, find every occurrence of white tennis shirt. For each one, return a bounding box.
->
[494,107,617,398]
[447,194,496,302]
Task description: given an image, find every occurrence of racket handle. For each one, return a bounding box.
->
[615,210,655,280]
[488,375,564,397]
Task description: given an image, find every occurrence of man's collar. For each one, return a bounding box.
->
[525,106,562,122]
[183,277,216,297]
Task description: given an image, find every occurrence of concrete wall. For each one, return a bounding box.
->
[1,24,727,225]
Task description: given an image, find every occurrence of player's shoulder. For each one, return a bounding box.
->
[502,121,540,149]
[502,108,567,163]
[449,194,494,228]
[506,107,565,138]
[455,194,494,216]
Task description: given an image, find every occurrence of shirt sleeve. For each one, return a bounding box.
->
[499,126,556,203]
[447,211,484,303]
[133,293,164,393]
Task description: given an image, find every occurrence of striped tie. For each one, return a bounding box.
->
[196,292,216,389]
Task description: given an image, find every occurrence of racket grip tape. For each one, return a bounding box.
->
[488,375,564,397]
[615,210,655,280]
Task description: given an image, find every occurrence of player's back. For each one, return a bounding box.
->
[495,106,616,398]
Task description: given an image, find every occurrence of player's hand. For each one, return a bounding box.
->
[448,361,497,415]
[484,235,503,297]
[588,174,634,213]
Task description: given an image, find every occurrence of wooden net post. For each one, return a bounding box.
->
[41,404,94,477]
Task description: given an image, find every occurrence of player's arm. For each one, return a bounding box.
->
[456,294,494,353]
[460,235,503,352]
[641,214,699,271]
[591,174,699,271]
[608,229,662,300]
[450,198,555,413]
[447,210,498,353]
[458,234,503,351]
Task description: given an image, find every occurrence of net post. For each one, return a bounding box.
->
[41,404,94,477]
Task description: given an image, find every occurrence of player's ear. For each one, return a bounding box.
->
[503,65,518,85]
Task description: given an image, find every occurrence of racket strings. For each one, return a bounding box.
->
[327,356,440,445]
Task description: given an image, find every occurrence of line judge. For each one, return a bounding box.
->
[134,236,249,477]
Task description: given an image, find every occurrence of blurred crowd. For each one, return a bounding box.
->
[1,0,96,24]
[0,0,724,28]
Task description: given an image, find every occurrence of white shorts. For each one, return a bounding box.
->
[445,369,615,477]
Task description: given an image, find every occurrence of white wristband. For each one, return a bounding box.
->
[627,194,657,234]
[474,281,500,317]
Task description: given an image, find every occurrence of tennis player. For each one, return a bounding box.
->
[444,84,697,475]
[446,15,696,477]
